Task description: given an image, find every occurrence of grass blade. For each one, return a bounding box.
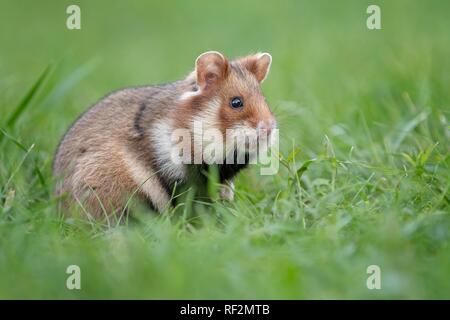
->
[0,128,28,152]
[391,111,429,152]
[2,143,35,193]
[4,64,52,129]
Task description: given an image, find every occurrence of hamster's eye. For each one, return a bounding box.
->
[230,96,244,109]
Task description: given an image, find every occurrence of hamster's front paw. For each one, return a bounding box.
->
[219,180,234,201]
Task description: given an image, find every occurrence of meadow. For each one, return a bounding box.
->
[0,0,449,299]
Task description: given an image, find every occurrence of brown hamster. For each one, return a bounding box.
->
[53,51,276,217]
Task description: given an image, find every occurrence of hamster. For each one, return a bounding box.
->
[53,51,276,217]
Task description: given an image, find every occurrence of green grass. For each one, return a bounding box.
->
[1,0,449,299]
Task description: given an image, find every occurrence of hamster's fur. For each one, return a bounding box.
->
[53,51,276,216]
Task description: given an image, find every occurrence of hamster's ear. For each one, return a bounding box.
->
[240,52,272,83]
[195,51,229,90]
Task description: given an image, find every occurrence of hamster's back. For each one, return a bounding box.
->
[52,82,186,216]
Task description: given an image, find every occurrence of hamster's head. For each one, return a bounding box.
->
[180,51,276,164]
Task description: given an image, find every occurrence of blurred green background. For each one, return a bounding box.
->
[0,0,449,299]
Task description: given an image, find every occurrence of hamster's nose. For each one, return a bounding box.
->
[257,119,276,136]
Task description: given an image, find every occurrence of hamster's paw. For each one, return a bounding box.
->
[219,180,234,201]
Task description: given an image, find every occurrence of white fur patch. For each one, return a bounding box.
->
[190,98,222,162]
[150,118,186,181]
[122,150,170,212]
[191,98,221,133]
[179,89,201,101]
[179,71,200,101]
